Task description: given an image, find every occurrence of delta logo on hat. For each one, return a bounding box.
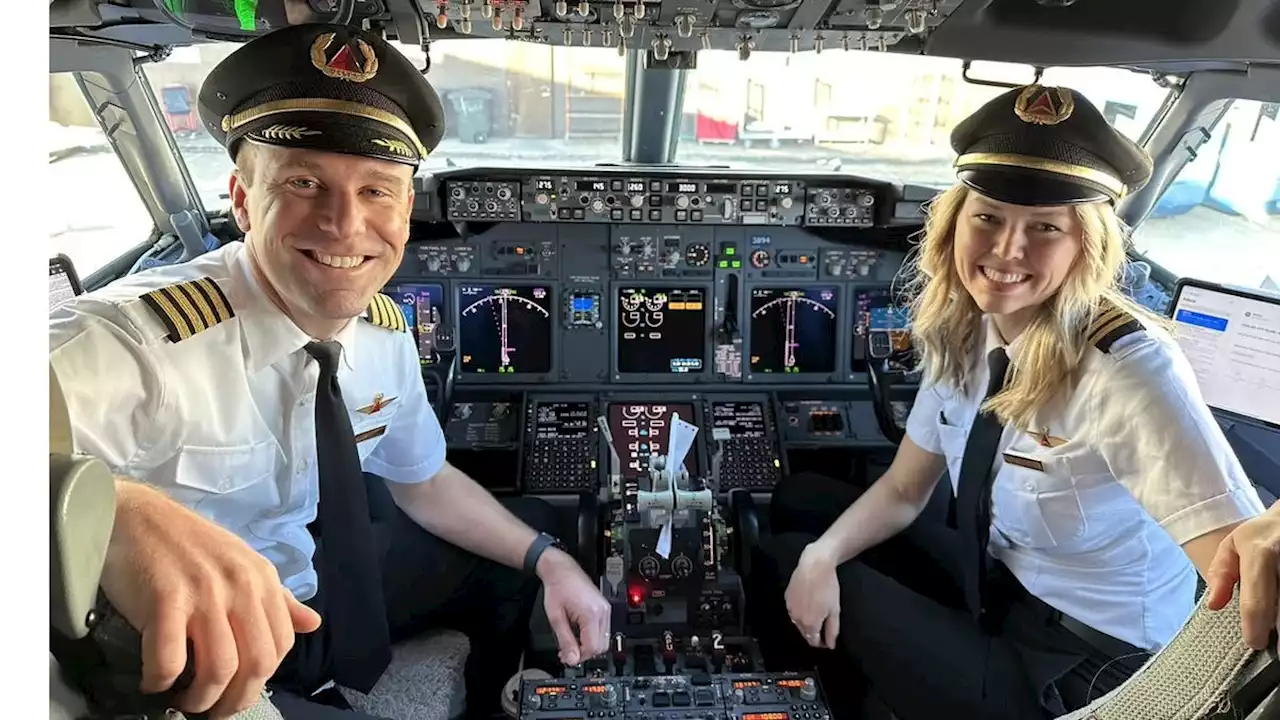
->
[310,31,379,83]
[1013,85,1075,126]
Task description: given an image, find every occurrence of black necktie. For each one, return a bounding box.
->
[304,341,392,693]
[955,347,1011,626]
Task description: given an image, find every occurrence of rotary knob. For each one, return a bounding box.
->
[800,677,817,702]
[426,256,441,272]
[455,256,472,272]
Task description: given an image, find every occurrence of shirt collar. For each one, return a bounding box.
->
[981,314,1026,366]
[229,239,361,374]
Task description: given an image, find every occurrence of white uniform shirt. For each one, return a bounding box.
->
[905,313,1265,652]
[48,241,447,601]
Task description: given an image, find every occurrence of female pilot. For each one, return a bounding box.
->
[749,84,1270,719]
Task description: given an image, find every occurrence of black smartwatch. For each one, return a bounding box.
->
[523,532,566,576]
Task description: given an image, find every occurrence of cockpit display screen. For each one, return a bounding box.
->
[385,283,444,365]
[458,284,553,374]
[749,287,838,373]
[710,402,767,438]
[616,287,706,374]
[852,287,913,373]
[533,402,592,440]
[607,403,699,477]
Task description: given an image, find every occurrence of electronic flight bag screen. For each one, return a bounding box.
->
[458,284,554,374]
[616,286,707,374]
[384,283,445,365]
[749,287,839,373]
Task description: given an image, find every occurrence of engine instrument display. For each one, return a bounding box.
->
[749,288,839,374]
[607,403,699,477]
[458,284,553,374]
[852,287,913,373]
[617,287,707,374]
[386,283,445,365]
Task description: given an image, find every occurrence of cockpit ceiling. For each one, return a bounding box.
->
[51,0,1280,71]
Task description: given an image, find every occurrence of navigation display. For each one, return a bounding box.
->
[533,402,592,439]
[458,284,553,374]
[1170,282,1280,429]
[49,256,82,312]
[385,283,445,365]
[607,403,699,477]
[711,402,767,438]
[616,287,706,374]
[852,287,913,373]
[749,287,838,374]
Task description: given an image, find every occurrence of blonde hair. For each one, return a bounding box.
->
[898,183,1169,431]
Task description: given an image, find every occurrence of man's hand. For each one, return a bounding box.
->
[1206,502,1280,654]
[100,480,322,719]
[537,548,611,666]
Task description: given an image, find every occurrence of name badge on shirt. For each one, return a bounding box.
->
[1002,451,1045,472]
[354,425,388,444]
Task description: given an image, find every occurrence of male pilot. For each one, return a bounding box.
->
[48,22,610,720]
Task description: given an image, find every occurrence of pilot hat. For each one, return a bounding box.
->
[198,22,445,168]
[950,84,1153,205]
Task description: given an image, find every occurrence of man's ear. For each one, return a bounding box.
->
[229,170,252,234]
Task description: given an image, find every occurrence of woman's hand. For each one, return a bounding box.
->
[1206,503,1280,654]
[785,542,842,649]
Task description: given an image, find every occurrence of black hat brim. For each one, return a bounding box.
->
[957,167,1111,206]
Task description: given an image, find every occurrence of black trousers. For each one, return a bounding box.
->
[747,473,1153,720]
[269,495,559,720]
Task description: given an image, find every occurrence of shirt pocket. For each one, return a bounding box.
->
[171,440,282,529]
[935,416,970,493]
[997,445,1090,549]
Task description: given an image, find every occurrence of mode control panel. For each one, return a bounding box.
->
[446,180,520,221]
[805,187,876,227]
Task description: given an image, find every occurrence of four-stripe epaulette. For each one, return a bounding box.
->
[363,293,408,332]
[139,277,235,342]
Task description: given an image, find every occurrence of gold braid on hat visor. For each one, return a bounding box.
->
[954,152,1126,199]
[220,97,428,158]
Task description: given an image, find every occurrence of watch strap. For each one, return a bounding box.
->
[523,532,562,576]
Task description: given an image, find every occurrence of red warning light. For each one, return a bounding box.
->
[628,586,645,607]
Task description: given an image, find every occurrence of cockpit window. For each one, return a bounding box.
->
[674,52,1169,183]
[155,38,629,213]
[1132,99,1280,291]
[49,72,156,277]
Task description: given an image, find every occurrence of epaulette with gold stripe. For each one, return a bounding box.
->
[1087,301,1143,353]
[363,293,407,332]
[140,277,235,343]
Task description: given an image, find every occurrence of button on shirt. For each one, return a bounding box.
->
[905,315,1265,652]
[48,241,447,601]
